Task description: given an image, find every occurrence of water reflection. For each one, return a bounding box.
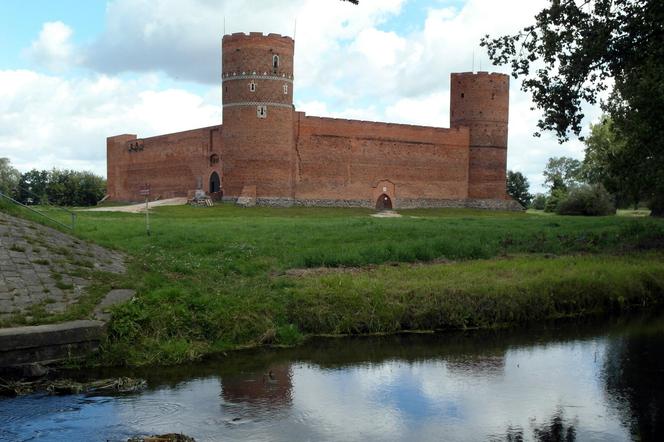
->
[603,323,664,440]
[1,315,662,441]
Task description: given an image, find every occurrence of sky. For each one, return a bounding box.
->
[0,0,603,193]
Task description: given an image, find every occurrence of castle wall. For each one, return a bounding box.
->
[105,32,519,211]
[292,113,470,207]
[106,125,222,201]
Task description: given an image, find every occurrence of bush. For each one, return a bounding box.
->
[531,194,546,210]
[555,184,616,216]
[544,189,567,213]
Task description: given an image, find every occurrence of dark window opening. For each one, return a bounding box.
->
[209,172,221,193]
[461,93,465,98]
[209,154,220,166]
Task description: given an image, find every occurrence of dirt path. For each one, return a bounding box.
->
[81,197,187,213]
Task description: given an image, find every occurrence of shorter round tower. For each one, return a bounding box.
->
[450,72,509,200]
[221,32,295,201]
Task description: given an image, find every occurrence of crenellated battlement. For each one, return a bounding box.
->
[453,71,508,76]
[223,32,294,43]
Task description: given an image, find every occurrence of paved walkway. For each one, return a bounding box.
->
[82,197,187,213]
[0,211,125,323]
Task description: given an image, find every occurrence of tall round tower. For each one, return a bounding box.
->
[450,72,509,200]
[221,32,295,201]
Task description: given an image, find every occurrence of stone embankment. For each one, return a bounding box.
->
[0,211,134,370]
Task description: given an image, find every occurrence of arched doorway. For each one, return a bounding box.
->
[209,172,220,193]
[376,194,392,210]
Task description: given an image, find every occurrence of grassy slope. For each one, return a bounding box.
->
[288,254,664,334]
[5,202,664,365]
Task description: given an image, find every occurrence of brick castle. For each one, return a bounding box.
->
[107,32,521,210]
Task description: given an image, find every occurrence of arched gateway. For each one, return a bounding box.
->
[209,172,220,193]
[376,194,392,210]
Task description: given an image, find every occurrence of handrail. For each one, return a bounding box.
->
[0,191,76,230]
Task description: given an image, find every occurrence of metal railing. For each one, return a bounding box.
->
[0,190,77,231]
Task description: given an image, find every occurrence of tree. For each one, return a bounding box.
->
[531,193,547,210]
[506,170,533,207]
[555,183,615,216]
[0,158,20,198]
[74,171,106,206]
[481,0,664,216]
[18,169,49,204]
[543,156,582,192]
[582,117,643,208]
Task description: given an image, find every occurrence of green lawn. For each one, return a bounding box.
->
[4,201,664,366]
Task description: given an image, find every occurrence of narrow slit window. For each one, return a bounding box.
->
[273,54,280,70]
[249,81,256,92]
[257,105,267,119]
[461,93,465,98]
[283,84,288,95]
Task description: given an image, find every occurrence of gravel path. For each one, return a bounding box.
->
[82,197,187,213]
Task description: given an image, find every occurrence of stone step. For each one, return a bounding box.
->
[0,320,105,367]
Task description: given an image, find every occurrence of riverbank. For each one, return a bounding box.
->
[2,203,664,366]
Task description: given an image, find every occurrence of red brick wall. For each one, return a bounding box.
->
[222,33,295,198]
[450,72,509,199]
[106,126,222,201]
[293,113,470,206]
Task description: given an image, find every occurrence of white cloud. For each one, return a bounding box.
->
[25,21,79,71]
[83,0,406,84]
[0,70,219,176]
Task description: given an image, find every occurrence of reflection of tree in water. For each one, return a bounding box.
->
[603,332,664,440]
[497,409,576,442]
[532,410,576,441]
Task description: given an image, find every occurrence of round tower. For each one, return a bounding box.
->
[221,32,295,201]
[450,72,509,200]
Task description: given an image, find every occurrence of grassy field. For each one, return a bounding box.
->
[3,201,664,366]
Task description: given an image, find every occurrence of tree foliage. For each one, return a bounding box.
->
[556,184,616,216]
[0,158,20,198]
[543,156,582,192]
[482,0,664,216]
[582,117,643,207]
[506,170,533,207]
[0,159,106,207]
[531,193,547,210]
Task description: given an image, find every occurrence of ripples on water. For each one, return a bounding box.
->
[1,315,662,441]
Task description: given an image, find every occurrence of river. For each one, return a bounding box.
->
[1,314,662,441]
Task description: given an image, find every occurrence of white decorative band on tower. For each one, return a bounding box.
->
[222,74,294,83]
[222,101,294,109]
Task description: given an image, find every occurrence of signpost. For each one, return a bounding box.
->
[139,185,150,236]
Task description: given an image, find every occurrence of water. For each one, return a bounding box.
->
[1,315,663,441]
